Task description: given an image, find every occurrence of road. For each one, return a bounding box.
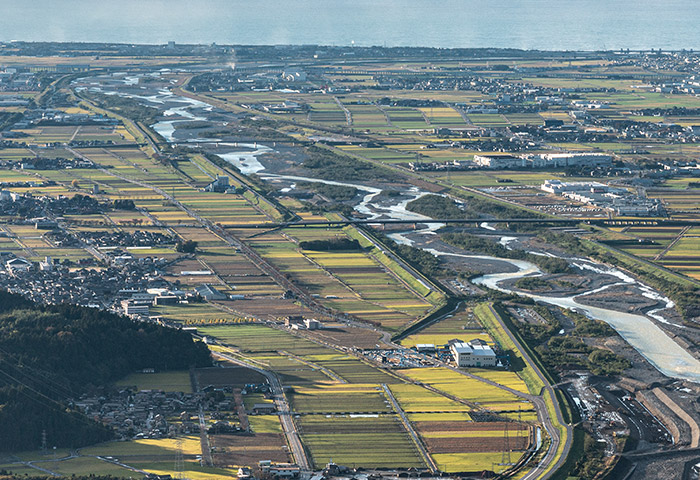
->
[212,351,311,470]
[75,85,570,477]
[381,383,438,473]
[198,404,214,467]
[71,149,343,321]
[486,305,573,480]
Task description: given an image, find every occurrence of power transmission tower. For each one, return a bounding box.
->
[174,437,184,479]
[500,421,512,466]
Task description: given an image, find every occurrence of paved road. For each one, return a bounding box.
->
[212,351,311,470]
[382,383,438,472]
[76,154,343,322]
[486,305,573,480]
[198,404,214,467]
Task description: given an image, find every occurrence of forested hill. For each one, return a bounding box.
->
[0,291,211,451]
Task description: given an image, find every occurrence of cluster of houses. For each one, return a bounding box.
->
[0,252,170,308]
[74,388,205,440]
[11,108,118,129]
[12,155,95,170]
[0,67,39,91]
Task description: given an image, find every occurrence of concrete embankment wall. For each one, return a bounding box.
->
[636,390,682,445]
[652,387,700,448]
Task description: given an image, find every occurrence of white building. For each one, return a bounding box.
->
[475,152,612,170]
[473,154,525,169]
[121,300,149,316]
[6,257,32,274]
[281,70,307,82]
[39,256,53,271]
[450,341,497,368]
[304,318,321,330]
[540,179,608,195]
[528,153,613,168]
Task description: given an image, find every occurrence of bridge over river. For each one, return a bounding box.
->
[224,217,700,229]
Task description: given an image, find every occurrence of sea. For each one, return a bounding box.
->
[1,0,699,51]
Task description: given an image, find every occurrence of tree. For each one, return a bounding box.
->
[112,199,136,210]
[176,240,198,253]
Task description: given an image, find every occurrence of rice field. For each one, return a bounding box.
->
[401,368,533,413]
[297,415,425,469]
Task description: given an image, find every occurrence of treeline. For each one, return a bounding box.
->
[406,193,543,221]
[441,232,571,274]
[301,145,392,182]
[0,476,125,480]
[112,199,136,210]
[298,182,359,201]
[372,233,443,278]
[494,303,629,378]
[0,112,23,132]
[406,194,464,219]
[81,91,161,124]
[299,238,361,251]
[394,242,442,277]
[0,291,211,451]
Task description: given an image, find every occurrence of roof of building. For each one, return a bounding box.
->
[450,342,496,357]
[194,284,225,297]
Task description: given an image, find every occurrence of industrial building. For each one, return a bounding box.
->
[194,284,228,300]
[541,180,664,216]
[474,154,525,169]
[450,340,497,367]
[121,300,150,316]
[204,175,231,193]
[528,152,613,168]
[474,152,613,169]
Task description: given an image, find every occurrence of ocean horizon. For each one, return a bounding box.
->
[1,0,699,51]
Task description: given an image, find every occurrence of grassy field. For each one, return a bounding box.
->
[474,303,545,395]
[115,370,193,393]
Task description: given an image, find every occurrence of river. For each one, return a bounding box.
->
[85,72,700,383]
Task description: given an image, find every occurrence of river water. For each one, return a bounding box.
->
[87,72,700,383]
[258,172,700,382]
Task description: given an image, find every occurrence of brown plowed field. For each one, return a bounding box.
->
[211,433,290,467]
[415,421,510,432]
[424,436,528,453]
